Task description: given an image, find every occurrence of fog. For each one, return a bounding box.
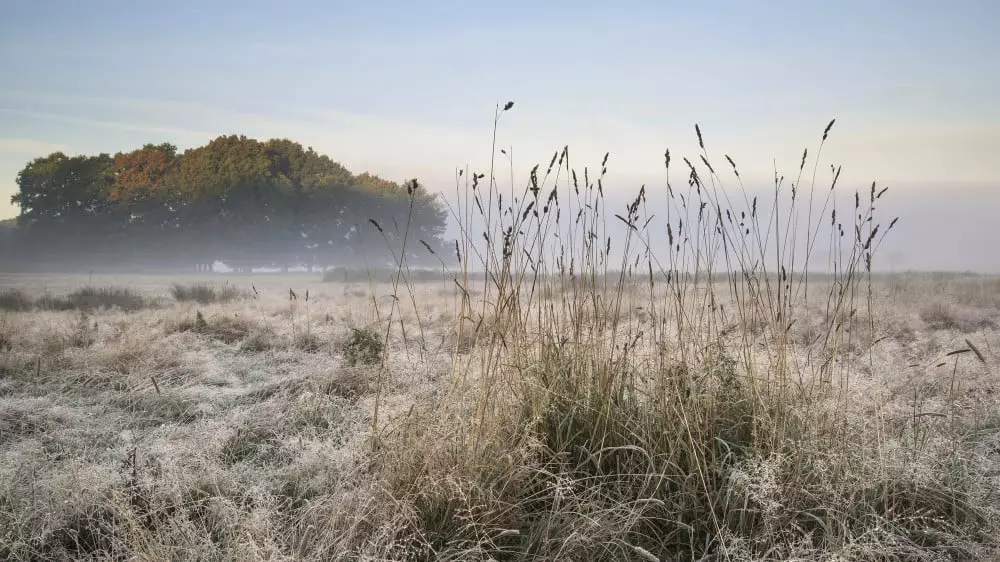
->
[2,178,997,276]
[433,178,1000,276]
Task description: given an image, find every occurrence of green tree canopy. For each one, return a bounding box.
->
[6,136,453,272]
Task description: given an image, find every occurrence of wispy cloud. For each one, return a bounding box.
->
[0,138,69,156]
[0,108,215,141]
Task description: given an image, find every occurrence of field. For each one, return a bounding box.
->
[0,269,998,561]
[2,122,1000,560]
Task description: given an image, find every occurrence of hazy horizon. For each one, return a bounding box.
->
[1,0,998,271]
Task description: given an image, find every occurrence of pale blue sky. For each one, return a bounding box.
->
[1,0,998,269]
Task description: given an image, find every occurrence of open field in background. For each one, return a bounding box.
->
[0,272,998,560]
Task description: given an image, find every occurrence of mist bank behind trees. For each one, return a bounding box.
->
[3,132,997,277]
[0,136,454,274]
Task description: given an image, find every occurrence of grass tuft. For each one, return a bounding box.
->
[0,289,32,312]
[221,423,291,466]
[170,282,244,305]
[1,286,154,312]
[341,326,384,366]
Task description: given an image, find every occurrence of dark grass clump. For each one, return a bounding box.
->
[176,311,280,352]
[109,393,202,428]
[338,114,995,560]
[381,350,986,560]
[0,290,33,312]
[341,327,384,366]
[170,282,243,305]
[0,404,68,446]
[220,423,291,466]
[320,366,374,401]
[1,287,153,312]
[0,329,11,353]
[38,286,154,312]
[293,332,323,353]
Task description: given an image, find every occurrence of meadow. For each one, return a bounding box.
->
[2,121,1000,561]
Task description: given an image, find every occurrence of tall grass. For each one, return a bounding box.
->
[0,112,993,561]
[0,289,33,312]
[170,282,243,305]
[1,286,154,312]
[353,110,992,560]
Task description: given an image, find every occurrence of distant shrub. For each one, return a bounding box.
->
[321,267,350,283]
[0,289,33,312]
[322,266,385,283]
[293,332,322,353]
[0,329,11,353]
[171,283,243,305]
[36,286,153,312]
[918,301,991,332]
[68,310,97,348]
[920,302,959,330]
[342,326,384,366]
[194,310,208,332]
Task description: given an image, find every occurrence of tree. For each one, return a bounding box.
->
[7,135,454,273]
[11,152,116,269]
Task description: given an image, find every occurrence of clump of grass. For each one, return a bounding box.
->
[240,328,280,353]
[2,287,154,312]
[178,313,248,343]
[0,403,68,446]
[342,326,384,366]
[170,282,243,305]
[0,289,32,312]
[109,393,202,427]
[68,310,97,348]
[220,423,290,466]
[0,329,11,353]
[341,114,994,560]
[194,310,208,331]
[320,366,374,400]
[174,311,280,352]
[46,503,121,559]
[918,301,992,332]
[39,286,153,312]
[289,392,353,432]
[293,332,322,352]
[920,301,961,330]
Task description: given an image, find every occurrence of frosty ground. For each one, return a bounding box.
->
[1,272,998,560]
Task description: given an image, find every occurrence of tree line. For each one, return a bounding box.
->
[1,135,453,272]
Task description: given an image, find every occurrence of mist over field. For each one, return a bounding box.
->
[4,131,998,275]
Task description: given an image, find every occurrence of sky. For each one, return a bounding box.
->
[1,0,998,270]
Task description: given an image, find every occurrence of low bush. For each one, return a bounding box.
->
[341,326,384,366]
[0,290,32,312]
[170,282,243,305]
[1,287,153,312]
[44,286,153,312]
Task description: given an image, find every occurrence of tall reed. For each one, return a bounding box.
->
[357,109,990,560]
